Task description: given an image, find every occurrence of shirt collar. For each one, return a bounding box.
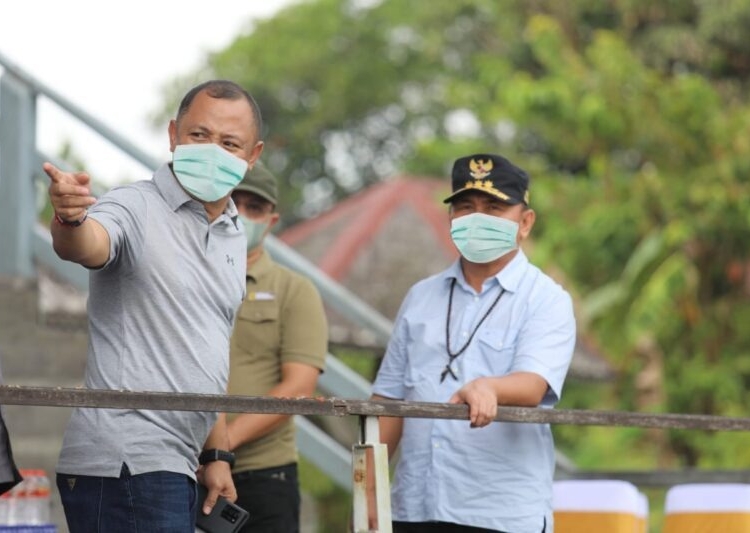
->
[495,249,527,293]
[153,163,191,211]
[442,249,529,294]
[225,196,239,218]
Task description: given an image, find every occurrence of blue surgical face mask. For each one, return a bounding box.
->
[450,212,519,264]
[238,214,269,251]
[172,144,248,202]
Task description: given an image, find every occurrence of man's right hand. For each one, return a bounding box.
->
[44,162,110,267]
[43,162,96,222]
[197,462,237,515]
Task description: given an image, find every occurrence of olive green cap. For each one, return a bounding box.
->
[234,160,278,205]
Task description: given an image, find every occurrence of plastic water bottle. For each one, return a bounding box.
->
[6,471,28,525]
[0,490,11,524]
[36,469,52,525]
[0,469,51,526]
[25,469,51,525]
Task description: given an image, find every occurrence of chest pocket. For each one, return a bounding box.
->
[234,298,279,355]
[475,328,515,377]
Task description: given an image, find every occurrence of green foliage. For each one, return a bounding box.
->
[299,457,350,532]
[331,346,380,381]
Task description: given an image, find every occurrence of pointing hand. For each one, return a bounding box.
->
[43,162,97,222]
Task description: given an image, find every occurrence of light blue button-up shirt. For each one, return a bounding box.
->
[373,250,576,532]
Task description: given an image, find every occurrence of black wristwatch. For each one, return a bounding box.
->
[199,448,235,468]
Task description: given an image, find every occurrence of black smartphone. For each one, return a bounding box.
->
[196,484,250,533]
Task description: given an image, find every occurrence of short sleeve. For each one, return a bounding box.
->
[511,286,576,405]
[279,276,328,371]
[87,185,148,270]
[371,288,416,400]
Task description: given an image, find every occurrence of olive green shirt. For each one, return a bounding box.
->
[228,250,328,471]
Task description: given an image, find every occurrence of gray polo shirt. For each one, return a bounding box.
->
[56,163,246,479]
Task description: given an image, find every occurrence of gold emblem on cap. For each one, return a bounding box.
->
[463,179,511,201]
[469,158,493,179]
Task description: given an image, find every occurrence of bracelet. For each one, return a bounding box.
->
[199,448,235,468]
[54,211,88,227]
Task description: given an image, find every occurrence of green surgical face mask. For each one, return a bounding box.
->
[450,212,519,264]
[172,143,248,202]
[238,214,269,251]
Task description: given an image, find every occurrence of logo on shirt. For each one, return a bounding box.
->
[226,254,235,266]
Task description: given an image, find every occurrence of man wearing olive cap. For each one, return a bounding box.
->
[372,153,576,532]
[226,162,327,532]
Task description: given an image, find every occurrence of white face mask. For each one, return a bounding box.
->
[172,144,248,202]
[450,212,519,263]
[238,214,269,251]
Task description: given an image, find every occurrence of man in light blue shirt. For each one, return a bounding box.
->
[372,153,576,533]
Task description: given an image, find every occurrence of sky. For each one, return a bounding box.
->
[0,0,298,185]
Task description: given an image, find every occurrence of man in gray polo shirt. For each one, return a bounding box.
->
[43,79,264,533]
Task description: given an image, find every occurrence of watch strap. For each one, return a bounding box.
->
[199,448,235,468]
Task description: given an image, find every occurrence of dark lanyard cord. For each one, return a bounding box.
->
[442,278,505,383]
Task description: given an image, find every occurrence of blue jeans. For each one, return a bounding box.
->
[56,463,197,533]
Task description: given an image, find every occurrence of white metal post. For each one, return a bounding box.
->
[352,415,392,533]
